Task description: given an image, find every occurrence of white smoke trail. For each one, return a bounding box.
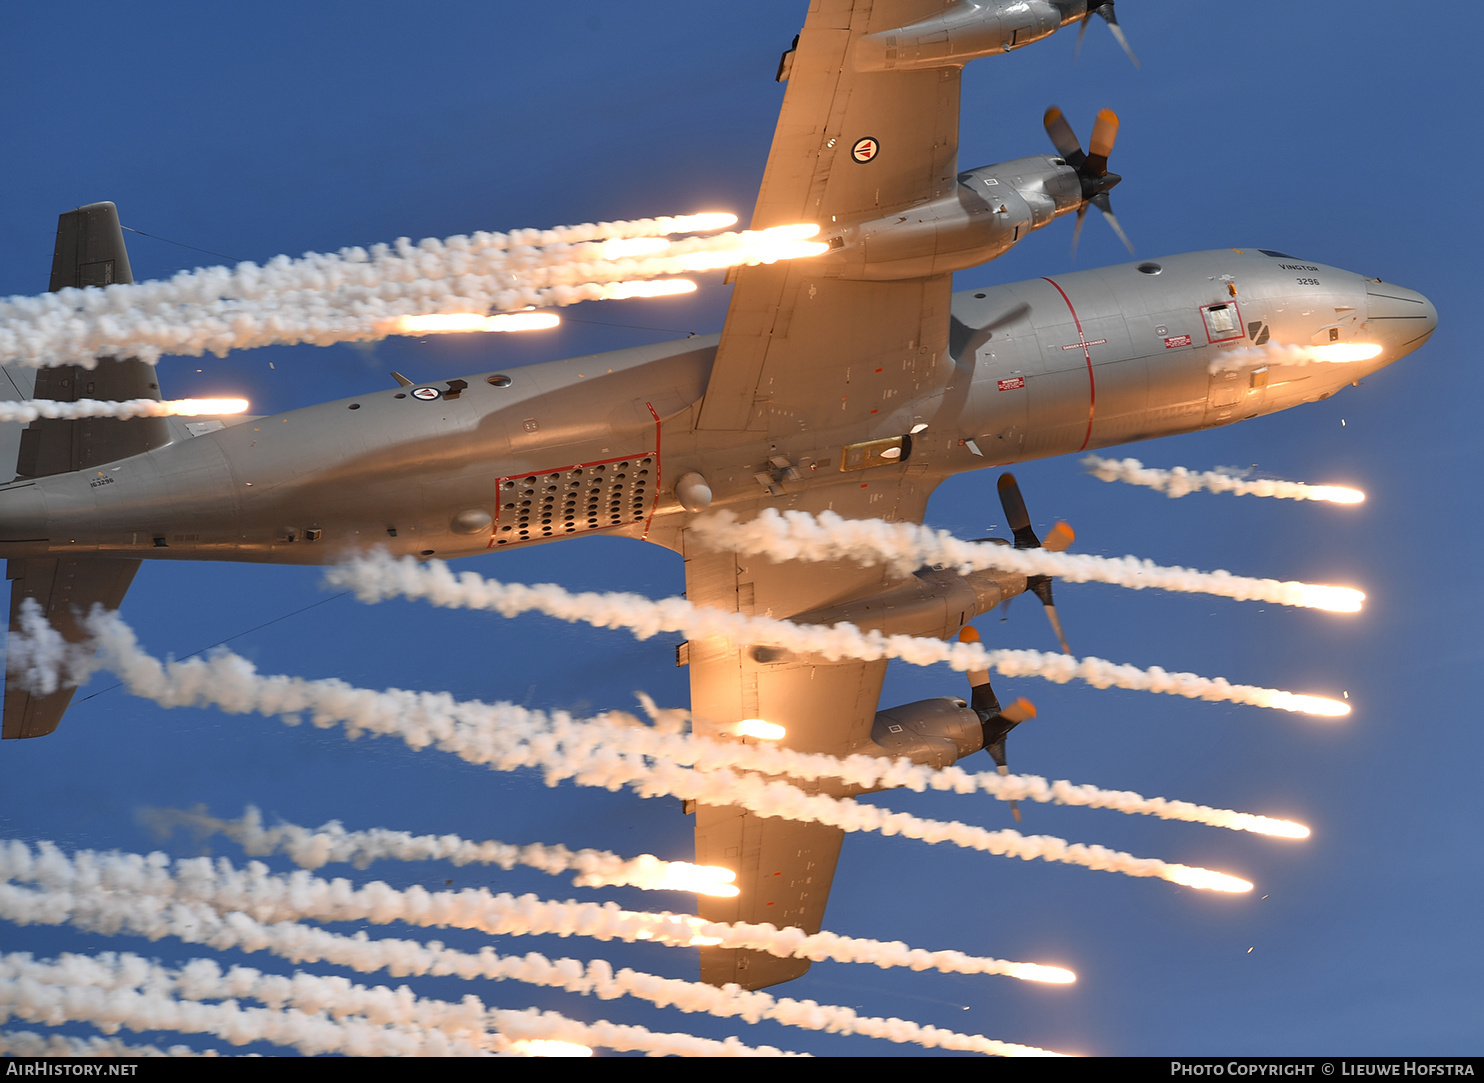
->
[690,508,1366,613]
[0,951,790,1057]
[329,555,1351,717]
[1083,455,1365,505]
[0,955,488,1057]
[14,606,1260,892]
[0,220,823,368]
[0,397,250,423]
[148,805,740,895]
[0,1029,217,1057]
[0,839,1080,977]
[0,872,1061,1056]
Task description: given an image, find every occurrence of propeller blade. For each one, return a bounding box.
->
[1092,191,1135,254]
[998,697,1037,725]
[1070,204,1088,258]
[1097,3,1141,68]
[996,473,1041,549]
[1085,108,1119,175]
[1043,106,1086,168]
[1027,575,1073,655]
[958,627,1001,714]
[1000,764,1022,823]
[1074,13,1091,63]
[1042,521,1076,552]
[1043,602,1072,656]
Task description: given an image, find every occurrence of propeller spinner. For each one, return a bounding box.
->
[1043,105,1134,257]
[997,473,1074,655]
[959,626,1036,822]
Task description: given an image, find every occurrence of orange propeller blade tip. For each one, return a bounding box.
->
[1043,521,1076,552]
[959,626,982,644]
[1011,697,1037,719]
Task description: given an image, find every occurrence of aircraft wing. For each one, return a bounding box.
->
[697,0,959,434]
[683,476,932,989]
[686,0,970,987]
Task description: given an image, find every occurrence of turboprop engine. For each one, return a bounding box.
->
[819,108,1131,280]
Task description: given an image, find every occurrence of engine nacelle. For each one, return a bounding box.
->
[791,565,1023,641]
[859,697,985,769]
[819,156,1081,281]
[853,0,1085,73]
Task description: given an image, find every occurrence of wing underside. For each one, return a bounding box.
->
[683,478,930,989]
[684,0,967,988]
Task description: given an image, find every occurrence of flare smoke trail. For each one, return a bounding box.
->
[0,217,825,368]
[691,509,1366,613]
[0,840,1075,979]
[0,951,791,1057]
[0,955,489,1057]
[1084,455,1366,505]
[0,1029,216,1057]
[1207,341,1385,374]
[0,398,250,422]
[0,873,1060,1056]
[148,805,740,895]
[10,607,1258,892]
[330,555,1351,716]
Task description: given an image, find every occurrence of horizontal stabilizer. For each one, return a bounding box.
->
[3,556,140,738]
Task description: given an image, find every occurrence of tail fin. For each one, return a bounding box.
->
[19,201,172,477]
[3,202,153,739]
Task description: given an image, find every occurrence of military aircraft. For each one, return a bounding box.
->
[0,0,1436,994]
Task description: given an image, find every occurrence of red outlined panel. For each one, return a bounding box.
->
[1200,300,1245,344]
[489,451,657,548]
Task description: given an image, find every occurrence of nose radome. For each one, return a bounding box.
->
[1366,280,1437,347]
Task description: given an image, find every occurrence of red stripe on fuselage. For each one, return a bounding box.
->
[1041,276,1096,451]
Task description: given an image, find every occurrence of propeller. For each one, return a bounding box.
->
[1043,105,1135,257]
[997,473,1074,655]
[959,626,1037,822]
[1075,1,1139,68]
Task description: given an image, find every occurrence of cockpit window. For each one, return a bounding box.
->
[1258,249,1298,258]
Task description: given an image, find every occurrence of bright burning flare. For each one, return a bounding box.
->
[509,1040,594,1058]
[734,718,786,741]
[1295,585,1366,613]
[656,861,740,898]
[382,312,560,335]
[1307,342,1384,363]
[1249,818,1311,840]
[1307,485,1366,504]
[164,398,249,416]
[1268,693,1352,718]
[596,279,697,300]
[1006,963,1077,984]
[1164,866,1254,893]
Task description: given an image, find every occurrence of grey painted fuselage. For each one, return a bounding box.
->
[0,248,1435,565]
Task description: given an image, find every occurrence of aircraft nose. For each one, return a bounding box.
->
[1366,279,1436,350]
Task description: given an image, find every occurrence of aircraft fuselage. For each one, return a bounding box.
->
[0,249,1434,564]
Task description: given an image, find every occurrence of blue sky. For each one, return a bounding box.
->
[0,1,1478,1057]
